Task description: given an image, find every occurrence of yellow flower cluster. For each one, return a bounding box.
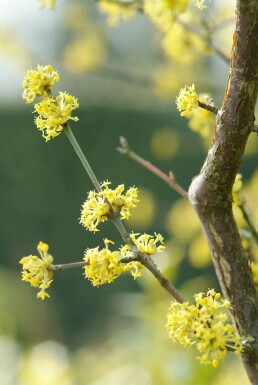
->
[22,65,59,104]
[83,239,124,286]
[99,0,136,27]
[22,65,79,141]
[120,232,165,278]
[122,232,165,255]
[83,239,150,285]
[144,0,188,31]
[19,241,53,300]
[38,0,57,9]
[34,92,79,141]
[166,289,242,367]
[175,83,199,116]
[80,181,139,232]
[184,94,215,137]
[232,173,243,206]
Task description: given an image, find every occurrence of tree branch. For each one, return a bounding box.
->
[188,0,258,381]
[117,136,188,199]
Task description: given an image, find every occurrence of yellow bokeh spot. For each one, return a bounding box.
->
[166,199,200,241]
[128,188,156,230]
[188,233,211,268]
[150,128,179,161]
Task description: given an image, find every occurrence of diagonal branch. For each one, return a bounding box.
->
[117,136,188,199]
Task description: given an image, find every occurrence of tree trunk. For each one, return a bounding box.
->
[188,0,258,382]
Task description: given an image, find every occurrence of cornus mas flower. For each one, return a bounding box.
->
[175,83,199,116]
[194,0,207,9]
[83,239,125,286]
[34,92,79,141]
[122,232,165,256]
[19,241,53,300]
[22,65,59,103]
[80,181,139,232]
[120,232,166,278]
[166,289,242,367]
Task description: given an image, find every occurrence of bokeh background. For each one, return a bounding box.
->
[1,0,258,384]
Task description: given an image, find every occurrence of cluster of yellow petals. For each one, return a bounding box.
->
[22,65,59,104]
[34,92,79,141]
[175,83,199,116]
[19,241,53,300]
[22,65,79,141]
[120,232,165,278]
[183,94,215,137]
[166,289,242,367]
[83,239,148,285]
[38,0,57,9]
[98,0,136,27]
[83,239,125,286]
[80,181,139,232]
[144,0,188,31]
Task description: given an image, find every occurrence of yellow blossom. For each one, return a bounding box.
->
[166,289,242,367]
[19,241,53,300]
[99,0,136,27]
[38,0,57,9]
[120,232,165,278]
[80,181,139,232]
[83,239,124,286]
[175,83,199,116]
[22,64,59,103]
[184,95,215,137]
[232,173,243,206]
[34,92,79,141]
[144,0,189,32]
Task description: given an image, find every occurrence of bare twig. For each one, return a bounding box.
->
[120,254,185,303]
[117,136,188,199]
[198,99,219,114]
[49,261,88,271]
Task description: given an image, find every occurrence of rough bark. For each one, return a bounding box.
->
[188,0,258,382]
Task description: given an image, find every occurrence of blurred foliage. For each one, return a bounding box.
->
[0,0,258,383]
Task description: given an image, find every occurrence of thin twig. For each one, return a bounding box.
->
[90,66,152,88]
[198,100,219,114]
[120,254,185,303]
[49,261,88,271]
[117,136,189,199]
[64,124,185,303]
[238,202,258,245]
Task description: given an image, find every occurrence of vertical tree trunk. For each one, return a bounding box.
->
[188,0,258,382]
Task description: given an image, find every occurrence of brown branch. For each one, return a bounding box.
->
[117,136,188,199]
[120,254,185,303]
[188,0,258,382]
[198,100,219,114]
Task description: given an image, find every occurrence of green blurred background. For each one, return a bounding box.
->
[0,0,257,384]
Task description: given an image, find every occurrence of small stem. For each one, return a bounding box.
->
[121,254,185,303]
[198,100,219,114]
[64,125,185,303]
[238,202,258,245]
[49,261,88,271]
[64,124,101,192]
[117,136,188,199]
